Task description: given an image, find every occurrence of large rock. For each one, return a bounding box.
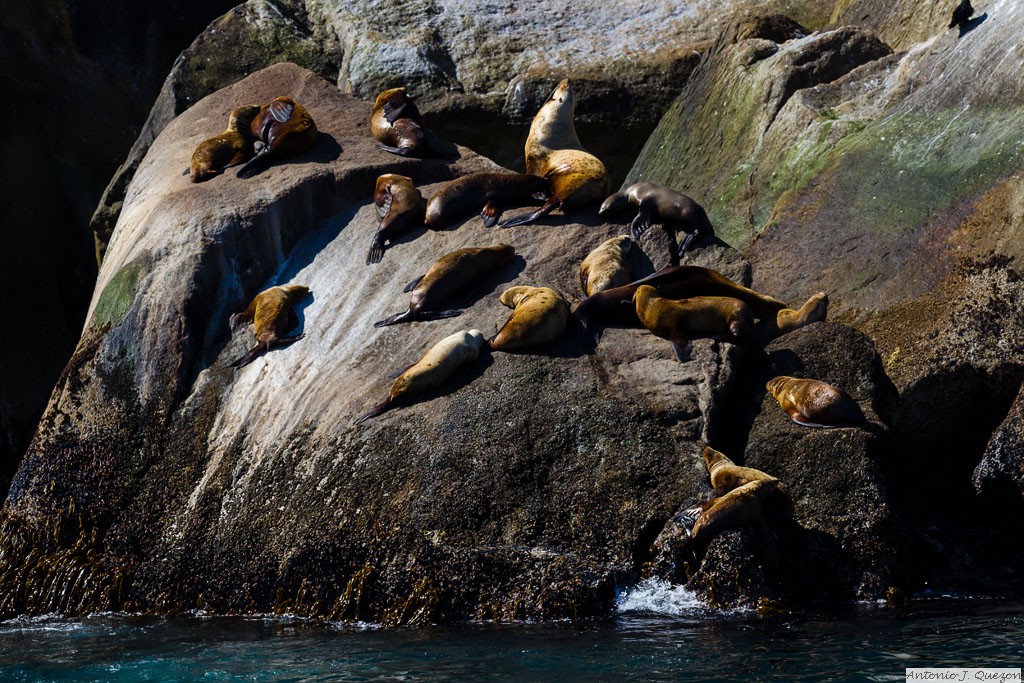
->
[0,63,772,622]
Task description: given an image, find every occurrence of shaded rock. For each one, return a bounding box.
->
[686,529,775,609]
[0,63,771,622]
[973,384,1024,505]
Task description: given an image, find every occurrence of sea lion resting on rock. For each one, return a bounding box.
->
[633,285,753,361]
[489,286,570,351]
[185,104,261,182]
[425,173,549,229]
[375,244,516,327]
[500,79,610,227]
[766,376,865,428]
[579,235,637,297]
[702,446,794,518]
[370,87,432,157]
[599,182,715,265]
[237,97,317,179]
[368,174,427,265]
[229,284,310,368]
[686,479,779,545]
[355,329,486,424]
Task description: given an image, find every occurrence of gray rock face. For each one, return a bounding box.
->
[2,63,776,622]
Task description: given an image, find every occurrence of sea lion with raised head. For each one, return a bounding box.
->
[579,235,637,297]
[375,244,517,327]
[766,376,866,428]
[185,104,261,182]
[499,79,610,227]
[370,87,431,157]
[368,174,427,264]
[633,285,753,360]
[229,284,310,368]
[489,286,570,351]
[702,446,794,518]
[355,329,486,424]
[599,182,715,265]
[425,172,549,229]
[237,97,317,179]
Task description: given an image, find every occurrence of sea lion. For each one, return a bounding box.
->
[368,174,427,265]
[375,244,517,327]
[766,376,866,428]
[229,284,310,368]
[237,97,317,179]
[599,182,715,265]
[499,79,611,227]
[425,172,549,230]
[489,286,570,351]
[184,104,261,182]
[685,479,779,545]
[575,266,787,342]
[949,0,973,28]
[702,446,794,518]
[633,285,753,360]
[773,292,829,337]
[355,329,486,424]
[579,235,637,297]
[370,87,431,157]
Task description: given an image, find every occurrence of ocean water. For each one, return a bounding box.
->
[1,580,1021,682]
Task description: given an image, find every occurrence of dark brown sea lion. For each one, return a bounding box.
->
[355,329,486,424]
[499,79,610,227]
[579,235,636,297]
[633,285,753,360]
[368,174,426,265]
[574,265,786,342]
[374,244,517,327]
[425,172,549,229]
[237,97,317,179]
[489,286,570,352]
[599,182,715,265]
[229,284,310,368]
[765,376,866,428]
[949,0,973,28]
[370,87,431,157]
[185,104,261,182]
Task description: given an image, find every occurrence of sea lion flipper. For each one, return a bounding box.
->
[366,235,386,265]
[236,150,272,179]
[374,310,415,327]
[673,501,705,534]
[414,309,462,322]
[498,198,559,228]
[354,398,392,425]
[672,341,693,362]
[182,166,191,176]
[230,343,264,369]
[629,212,651,240]
[480,202,501,227]
[789,411,826,428]
[382,98,419,124]
[269,99,294,123]
[375,143,415,157]
[376,184,394,219]
[403,276,424,293]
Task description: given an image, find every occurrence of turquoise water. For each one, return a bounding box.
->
[2,581,1022,682]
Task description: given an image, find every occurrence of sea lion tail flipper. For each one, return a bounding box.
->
[237,150,272,179]
[789,411,827,428]
[403,276,424,293]
[480,202,501,227]
[354,398,392,425]
[498,198,558,228]
[366,237,386,265]
[374,310,415,327]
[376,143,416,157]
[672,341,693,362]
[182,166,191,176]
[230,344,264,369]
[673,502,704,535]
[415,309,462,322]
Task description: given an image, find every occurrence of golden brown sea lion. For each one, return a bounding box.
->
[499,79,610,227]
[237,97,317,179]
[375,244,517,327]
[489,286,570,351]
[229,284,310,368]
[761,292,829,340]
[686,479,779,544]
[575,266,787,344]
[701,446,794,518]
[633,285,753,360]
[599,182,715,265]
[368,174,427,265]
[355,328,486,424]
[766,376,866,428]
[579,235,637,297]
[370,87,431,157]
[424,172,550,229]
[185,104,261,182]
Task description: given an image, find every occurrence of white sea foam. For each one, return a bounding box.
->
[615,578,706,615]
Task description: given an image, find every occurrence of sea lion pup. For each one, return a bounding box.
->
[370,87,431,157]
[949,0,973,28]
[368,174,427,264]
[599,182,715,265]
[184,104,261,182]
[766,375,866,428]
[633,285,754,360]
[237,97,317,179]
[355,329,486,424]
[425,172,549,229]
[489,286,571,351]
[702,446,794,518]
[374,244,517,327]
[229,284,310,368]
[685,479,779,546]
[499,79,611,227]
[579,235,637,297]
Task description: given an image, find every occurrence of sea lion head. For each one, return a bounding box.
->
[598,191,630,216]
[547,78,574,109]
[765,375,791,397]
[499,286,534,308]
[281,284,311,301]
[374,87,407,109]
[465,328,486,349]
[702,445,732,474]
